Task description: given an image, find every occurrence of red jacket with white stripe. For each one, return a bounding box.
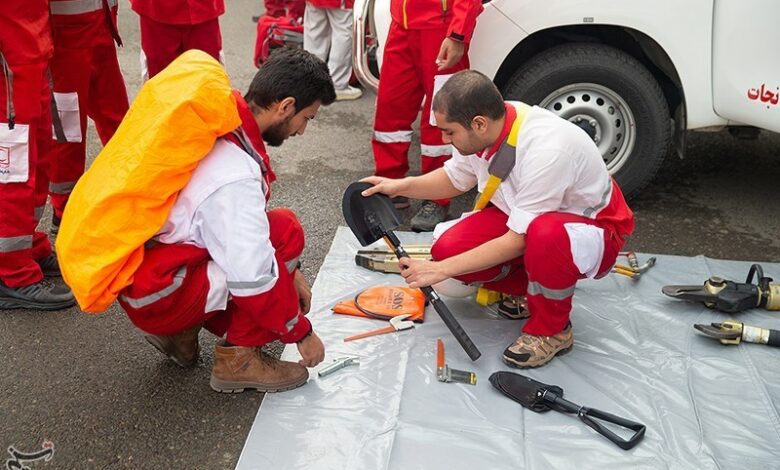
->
[390,0,482,43]
[0,0,53,65]
[50,0,122,49]
[130,0,225,25]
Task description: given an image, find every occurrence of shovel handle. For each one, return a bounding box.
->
[385,232,481,361]
[578,406,646,450]
[423,287,482,361]
[344,325,396,342]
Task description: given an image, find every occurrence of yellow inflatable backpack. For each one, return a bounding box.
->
[57,50,242,312]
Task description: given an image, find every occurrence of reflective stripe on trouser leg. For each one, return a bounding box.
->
[522,213,587,336]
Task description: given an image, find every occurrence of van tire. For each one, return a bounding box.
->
[502,43,671,199]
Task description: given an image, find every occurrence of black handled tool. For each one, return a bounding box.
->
[342,182,481,361]
[490,371,646,450]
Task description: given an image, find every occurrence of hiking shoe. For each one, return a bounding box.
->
[410,200,447,232]
[497,295,529,320]
[502,325,573,368]
[50,213,61,237]
[392,196,410,210]
[335,86,363,101]
[144,324,202,367]
[0,279,76,310]
[210,342,308,393]
[36,252,62,278]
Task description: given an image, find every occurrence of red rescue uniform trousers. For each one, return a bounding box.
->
[0,61,53,287]
[432,206,627,337]
[48,44,129,218]
[372,22,469,206]
[119,209,306,346]
[139,15,223,79]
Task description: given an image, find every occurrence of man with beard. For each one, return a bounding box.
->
[361,70,634,368]
[117,48,335,393]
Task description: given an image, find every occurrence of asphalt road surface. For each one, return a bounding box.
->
[1,1,779,468]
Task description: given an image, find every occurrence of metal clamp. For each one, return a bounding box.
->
[317,357,360,377]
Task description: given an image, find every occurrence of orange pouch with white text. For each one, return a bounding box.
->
[332,286,426,322]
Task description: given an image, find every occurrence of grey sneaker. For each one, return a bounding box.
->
[0,279,76,310]
[410,200,447,232]
[36,252,62,278]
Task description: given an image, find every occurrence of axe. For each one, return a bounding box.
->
[342,182,481,360]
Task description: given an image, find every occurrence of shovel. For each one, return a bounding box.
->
[342,182,482,360]
[489,371,646,450]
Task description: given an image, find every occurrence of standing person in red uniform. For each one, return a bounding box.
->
[362,71,635,368]
[0,0,76,310]
[48,0,130,234]
[130,0,226,80]
[118,48,336,392]
[371,0,482,232]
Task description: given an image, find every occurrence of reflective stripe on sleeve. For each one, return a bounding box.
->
[420,144,452,157]
[50,0,117,15]
[285,314,300,332]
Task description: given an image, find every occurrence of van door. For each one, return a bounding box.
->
[712,0,780,132]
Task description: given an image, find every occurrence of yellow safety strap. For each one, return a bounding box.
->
[472,103,530,211]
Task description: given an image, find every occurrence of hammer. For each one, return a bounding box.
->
[344,314,415,342]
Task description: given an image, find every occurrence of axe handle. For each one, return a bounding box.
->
[344,325,396,342]
[385,232,482,361]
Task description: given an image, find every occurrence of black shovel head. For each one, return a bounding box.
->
[489,371,564,413]
[342,182,402,246]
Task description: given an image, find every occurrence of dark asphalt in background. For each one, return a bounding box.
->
[1,1,779,468]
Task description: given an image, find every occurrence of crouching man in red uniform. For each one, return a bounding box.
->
[362,71,634,368]
[118,48,335,393]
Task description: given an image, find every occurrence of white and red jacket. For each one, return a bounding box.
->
[130,0,225,25]
[390,0,482,42]
[127,94,309,343]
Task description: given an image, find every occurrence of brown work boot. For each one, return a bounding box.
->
[144,324,202,367]
[210,343,309,393]
[496,295,530,320]
[502,325,573,368]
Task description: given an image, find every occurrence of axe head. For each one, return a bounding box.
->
[342,182,402,246]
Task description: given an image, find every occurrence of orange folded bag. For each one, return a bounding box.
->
[57,50,241,312]
[333,286,426,322]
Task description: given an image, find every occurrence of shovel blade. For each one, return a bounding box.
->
[342,182,402,246]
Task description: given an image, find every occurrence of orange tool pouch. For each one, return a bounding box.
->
[333,286,426,322]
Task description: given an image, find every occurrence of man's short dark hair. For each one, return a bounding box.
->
[432,70,505,129]
[245,47,336,112]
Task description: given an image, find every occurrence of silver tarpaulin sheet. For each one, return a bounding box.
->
[236,227,780,469]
